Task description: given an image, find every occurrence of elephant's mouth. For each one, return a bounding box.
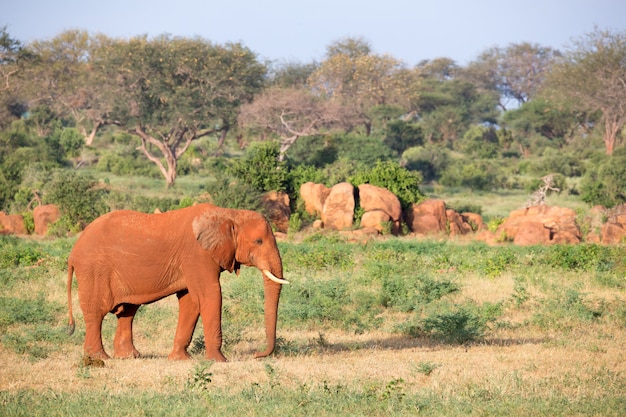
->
[263,270,290,285]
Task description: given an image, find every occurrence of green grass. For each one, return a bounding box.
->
[1,235,625,416]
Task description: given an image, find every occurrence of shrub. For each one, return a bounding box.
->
[439,159,507,191]
[0,236,44,268]
[43,170,108,231]
[350,160,425,209]
[205,173,263,212]
[383,120,424,155]
[401,144,451,182]
[579,152,626,208]
[95,147,159,178]
[228,141,289,192]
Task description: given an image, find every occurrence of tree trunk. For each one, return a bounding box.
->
[604,115,621,156]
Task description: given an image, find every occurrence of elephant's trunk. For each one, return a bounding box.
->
[254,273,283,358]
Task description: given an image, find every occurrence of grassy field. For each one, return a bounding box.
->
[1,234,625,416]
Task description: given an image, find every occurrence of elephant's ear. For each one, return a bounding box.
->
[192,211,237,272]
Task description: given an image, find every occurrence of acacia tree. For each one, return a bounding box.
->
[26,30,114,144]
[97,35,266,186]
[464,42,560,111]
[547,28,626,155]
[238,86,344,160]
[0,26,31,127]
[307,37,410,135]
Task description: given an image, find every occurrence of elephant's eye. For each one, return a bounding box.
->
[254,238,263,245]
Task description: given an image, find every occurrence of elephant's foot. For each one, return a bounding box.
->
[85,349,110,360]
[168,350,192,360]
[114,347,140,359]
[205,349,228,362]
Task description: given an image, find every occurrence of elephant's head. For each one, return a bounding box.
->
[193,207,288,358]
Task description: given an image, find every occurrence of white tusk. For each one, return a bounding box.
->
[263,269,290,285]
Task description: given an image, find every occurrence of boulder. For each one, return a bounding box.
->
[33,204,61,236]
[461,212,485,231]
[601,222,626,244]
[300,182,330,217]
[446,209,474,237]
[513,221,550,246]
[404,199,447,235]
[0,212,27,235]
[496,205,581,245]
[262,191,291,233]
[360,210,392,233]
[601,204,626,244]
[358,184,402,234]
[321,182,355,230]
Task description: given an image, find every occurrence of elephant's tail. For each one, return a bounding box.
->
[67,261,75,336]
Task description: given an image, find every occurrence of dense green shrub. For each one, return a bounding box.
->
[519,149,584,177]
[43,170,108,232]
[350,160,425,209]
[205,173,264,212]
[382,120,424,155]
[333,133,396,165]
[439,159,507,191]
[228,141,289,192]
[579,151,626,208]
[0,236,44,268]
[455,125,500,159]
[284,135,339,167]
[286,133,395,168]
[95,147,159,178]
[401,144,451,182]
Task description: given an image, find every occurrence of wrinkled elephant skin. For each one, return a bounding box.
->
[67,204,288,362]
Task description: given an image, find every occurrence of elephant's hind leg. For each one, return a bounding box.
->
[168,290,200,360]
[83,311,110,360]
[113,303,141,358]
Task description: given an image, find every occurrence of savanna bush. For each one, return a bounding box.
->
[0,236,44,268]
[205,173,264,212]
[228,141,289,193]
[95,147,159,178]
[579,151,626,208]
[350,160,425,209]
[43,170,108,232]
[401,144,451,182]
[439,159,507,191]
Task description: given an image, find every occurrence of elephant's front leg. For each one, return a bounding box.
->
[168,290,200,360]
[113,303,141,358]
[199,281,228,362]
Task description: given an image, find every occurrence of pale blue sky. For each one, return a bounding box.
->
[4,0,626,66]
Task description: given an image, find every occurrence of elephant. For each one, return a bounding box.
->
[66,203,289,362]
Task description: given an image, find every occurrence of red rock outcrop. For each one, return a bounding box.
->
[601,204,626,244]
[300,182,330,217]
[358,184,402,234]
[404,199,447,235]
[496,205,581,245]
[33,204,61,236]
[321,182,355,230]
[0,212,27,235]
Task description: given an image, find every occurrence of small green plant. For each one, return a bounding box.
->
[186,361,214,391]
[487,216,505,233]
[380,378,406,401]
[415,361,441,376]
[511,277,530,307]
